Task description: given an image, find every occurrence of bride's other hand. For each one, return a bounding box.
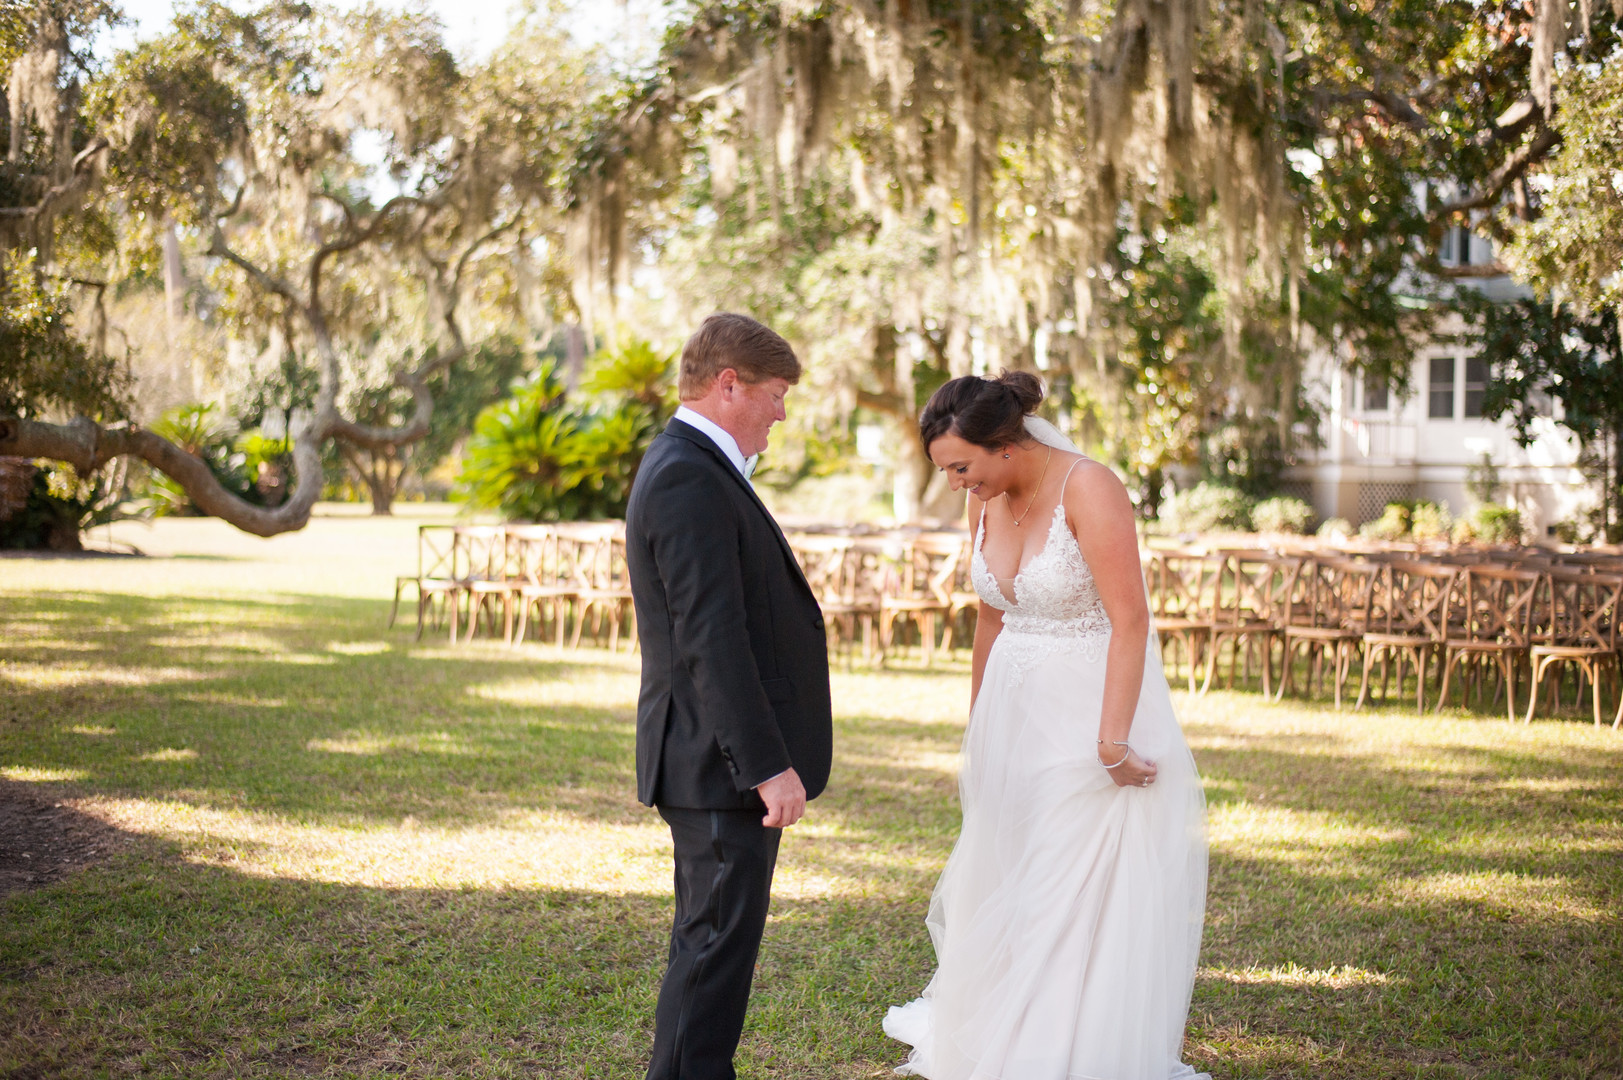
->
[1100,744,1159,788]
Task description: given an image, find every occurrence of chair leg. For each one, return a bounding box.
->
[1355,644,1376,711]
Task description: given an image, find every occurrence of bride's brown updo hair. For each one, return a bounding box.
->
[918,371,1044,454]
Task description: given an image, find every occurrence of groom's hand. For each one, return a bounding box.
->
[757,768,806,828]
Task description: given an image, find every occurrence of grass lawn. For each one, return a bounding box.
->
[1,506,1620,1079]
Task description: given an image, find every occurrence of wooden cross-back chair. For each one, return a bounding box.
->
[792,534,882,662]
[567,522,636,651]
[1524,569,1623,728]
[1275,556,1379,708]
[1202,550,1300,696]
[1144,551,1220,693]
[1435,564,1544,721]
[879,533,966,665]
[506,525,581,647]
[456,525,518,643]
[391,524,461,639]
[1356,560,1459,712]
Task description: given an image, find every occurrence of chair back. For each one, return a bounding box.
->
[1146,552,1221,624]
[417,525,458,580]
[1448,565,1544,646]
[890,534,965,605]
[455,525,511,583]
[1539,569,1623,650]
[1212,551,1299,628]
[1284,556,1378,632]
[1370,560,1459,640]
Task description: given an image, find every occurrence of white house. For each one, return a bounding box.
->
[1283,231,1591,538]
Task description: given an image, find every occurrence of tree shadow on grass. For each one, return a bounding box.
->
[1188,735,1623,1079]
[0,808,933,1080]
[0,591,647,830]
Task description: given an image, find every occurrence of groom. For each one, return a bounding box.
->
[625,313,833,1080]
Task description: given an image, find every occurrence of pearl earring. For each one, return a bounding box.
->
[1003,453,1010,459]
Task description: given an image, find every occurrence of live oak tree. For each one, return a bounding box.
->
[0,0,592,534]
[565,0,1621,518]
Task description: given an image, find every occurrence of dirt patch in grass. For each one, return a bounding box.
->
[0,781,122,897]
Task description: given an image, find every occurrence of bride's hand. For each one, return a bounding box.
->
[1099,743,1158,788]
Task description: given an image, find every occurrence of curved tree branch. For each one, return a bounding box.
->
[0,415,324,537]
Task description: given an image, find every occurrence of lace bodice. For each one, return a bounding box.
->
[972,502,1112,642]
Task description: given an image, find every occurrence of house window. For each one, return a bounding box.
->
[1464,356,1489,417]
[1362,376,1389,413]
[1440,226,1469,266]
[1429,356,1456,419]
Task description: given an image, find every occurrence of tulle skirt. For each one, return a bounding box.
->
[883,628,1209,1080]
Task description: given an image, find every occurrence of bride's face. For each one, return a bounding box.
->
[929,433,1016,501]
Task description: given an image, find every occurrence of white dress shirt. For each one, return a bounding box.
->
[670,405,783,789]
[674,406,757,479]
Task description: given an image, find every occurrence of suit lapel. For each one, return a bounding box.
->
[661,418,811,593]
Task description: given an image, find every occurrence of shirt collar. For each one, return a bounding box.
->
[674,405,752,478]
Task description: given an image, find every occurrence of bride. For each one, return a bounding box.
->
[884,372,1210,1080]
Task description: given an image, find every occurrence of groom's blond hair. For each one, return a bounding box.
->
[679,313,802,400]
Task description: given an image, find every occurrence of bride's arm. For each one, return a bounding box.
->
[967,496,1001,709]
[1065,463,1158,788]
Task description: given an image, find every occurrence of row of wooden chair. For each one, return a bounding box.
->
[389,523,635,649]
[1146,547,1623,727]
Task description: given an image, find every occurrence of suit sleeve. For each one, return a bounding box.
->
[643,461,792,791]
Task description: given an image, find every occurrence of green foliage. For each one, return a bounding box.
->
[1456,503,1524,544]
[1359,503,1412,541]
[1154,482,1253,535]
[0,254,129,419]
[1465,452,1502,507]
[1409,501,1453,542]
[1502,54,1623,312]
[1355,500,1450,542]
[456,342,674,521]
[144,403,274,515]
[0,460,132,551]
[1315,516,1353,540]
[1250,496,1316,535]
[1470,297,1623,540]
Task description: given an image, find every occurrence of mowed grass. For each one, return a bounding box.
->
[1,507,1620,1079]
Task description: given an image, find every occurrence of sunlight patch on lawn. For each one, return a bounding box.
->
[468,673,640,711]
[178,691,286,708]
[0,662,204,688]
[327,640,391,656]
[0,765,90,782]
[138,748,199,763]
[306,731,481,757]
[150,630,293,653]
[1208,802,1411,865]
[68,724,118,736]
[1200,963,1397,989]
[1374,870,1612,922]
[88,796,676,893]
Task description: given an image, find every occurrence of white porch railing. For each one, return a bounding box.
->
[1341,419,1417,463]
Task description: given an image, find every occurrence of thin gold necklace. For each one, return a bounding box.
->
[1007,447,1053,527]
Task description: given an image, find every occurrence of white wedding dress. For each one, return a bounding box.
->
[883,474,1210,1080]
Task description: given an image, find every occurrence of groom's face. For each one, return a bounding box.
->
[720,372,791,457]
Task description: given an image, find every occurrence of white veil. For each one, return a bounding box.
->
[1023,414,1081,454]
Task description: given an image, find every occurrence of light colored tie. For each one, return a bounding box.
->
[743,454,759,480]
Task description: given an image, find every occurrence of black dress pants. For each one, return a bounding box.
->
[647,806,781,1080]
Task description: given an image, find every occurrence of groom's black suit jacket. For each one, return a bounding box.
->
[626,417,833,809]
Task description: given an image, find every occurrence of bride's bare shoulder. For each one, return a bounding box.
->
[1060,456,1135,525]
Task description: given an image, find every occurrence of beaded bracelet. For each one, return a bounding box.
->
[1096,739,1132,769]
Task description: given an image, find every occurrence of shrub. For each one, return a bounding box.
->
[1359,503,1410,540]
[1473,503,1524,543]
[1409,501,1453,541]
[145,403,262,515]
[1155,483,1253,534]
[456,342,675,522]
[1251,495,1315,534]
[1316,516,1352,540]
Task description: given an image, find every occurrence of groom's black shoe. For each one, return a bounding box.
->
[646,807,781,1080]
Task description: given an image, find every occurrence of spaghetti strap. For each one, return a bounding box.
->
[1059,455,1084,489]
